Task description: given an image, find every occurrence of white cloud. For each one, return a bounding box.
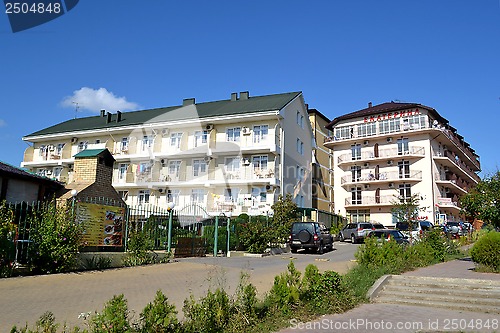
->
[0,119,6,127]
[61,87,140,113]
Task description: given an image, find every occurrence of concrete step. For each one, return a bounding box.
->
[374,296,500,314]
[382,284,500,300]
[379,287,500,306]
[369,275,500,314]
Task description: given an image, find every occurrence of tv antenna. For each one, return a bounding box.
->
[72,101,80,119]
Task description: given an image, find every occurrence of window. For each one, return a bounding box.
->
[252,187,267,202]
[78,141,88,152]
[56,143,65,156]
[170,133,182,148]
[118,163,128,180]
[191,189,205,203]
[252,155,268,172]
[224,188,239,202]
[118,191,128,201]
[351,166,361,182]
[192,159,206,177]
[95,139,101,144]
[142,136,153,151]
[167,189,180,205]
[406,114,427,130]
[121,137,129,151]
[296,138,304,155]
[347,209,370,222]
[296,111,300,125]
[226,127,241,142]
[253,125,268,144]
[379,119,400,135]
[39,145,47,157]
[357,122,377,137]
[296,166,305,182]
[225,157,240,172]
[351,144,361,160]
[168,160,181,177]
[397,138,409,155]
[194,130,208,147]
[53,167,62,179]
[138,190,150,204]
[335,126,354,140]
[351,187,362,205]
[36,168,48,176]
[138,162,152,174]
[398,184,412,202]
[398,161,410,178]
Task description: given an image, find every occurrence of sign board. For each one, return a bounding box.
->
[76,202,125,247]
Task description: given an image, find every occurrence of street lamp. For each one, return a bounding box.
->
[70,189,78,216]
[226,211,232,257]
[166,201,175,253]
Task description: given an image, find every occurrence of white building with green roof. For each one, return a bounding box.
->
[21,91,314,216]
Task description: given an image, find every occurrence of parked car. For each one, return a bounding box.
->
[289,222,334,254]
[445,221,465,237]
[396,221,434,240]
[339,222,375,243]
[367,229,410,245]
[372,223,387,230]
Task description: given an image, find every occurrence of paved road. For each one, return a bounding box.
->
[0,242,359,331]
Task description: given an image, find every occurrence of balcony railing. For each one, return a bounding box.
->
[338,146,425,164]
[345,195,397,206]
[341,170,422,184]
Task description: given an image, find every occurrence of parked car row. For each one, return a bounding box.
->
[289,222,334,254]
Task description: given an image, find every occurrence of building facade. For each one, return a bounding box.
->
[21,91,313,216]
[324,102,480,226]
[308,108,334,214]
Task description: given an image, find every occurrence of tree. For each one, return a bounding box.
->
[460,170,500,229]
[270,194,299,245]
[390,192,425,242]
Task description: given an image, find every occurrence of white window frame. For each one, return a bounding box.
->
[167,189,180,206]
[225,157,240,173]
[170,132,183,148]
[351,144,361,160]
[118,163,128,180]
[192,159,207,177]
[168,160,182,177]
[226,127,241,142]
[138,190,150,204]
[194,130,208,147]
[252,155,268,172]
[251,186,267,202]
[253,125,268,144]
[191,189,205,203]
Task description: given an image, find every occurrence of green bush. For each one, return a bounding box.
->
[88,294,131,332]
[264,261,301,315]
[28,202,84,274]
[0,201,15,277]
[183,288,231,333]
[139,290,180,333]
[470,231,500,272]
[237,218,272,254]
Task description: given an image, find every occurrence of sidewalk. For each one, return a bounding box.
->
[277,258,500,333]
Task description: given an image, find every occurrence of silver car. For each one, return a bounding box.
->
[339,222,375,243]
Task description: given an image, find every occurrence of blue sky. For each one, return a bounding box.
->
[1,1,499,177]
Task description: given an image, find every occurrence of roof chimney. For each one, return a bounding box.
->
[100,109,106,117]
[106,112,112,124]
[183,98,195,106]
[240,91,249,100]
[231,92,238,101]
[368,102,373,108]
[116,111,122,123]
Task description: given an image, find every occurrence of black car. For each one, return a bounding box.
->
[289,222,334,254]
[367,229,409,244]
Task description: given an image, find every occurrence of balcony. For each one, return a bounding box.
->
[432,150,480,183]
[341,170,422,187]
[345,194,398,207]
[434,173,469,194]
[338,146,425,166]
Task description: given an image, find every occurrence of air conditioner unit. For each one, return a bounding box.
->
[388,183,394,188]
[363,140,369,146]
[204,156,212,163]
[242,127,251,135]
[265,184,272,191]
[387,137,393,143]
[46,170,52,175]
[161,129,169,136]
[387,160,393,165]
[444,166,449,172]
[363,162,369,167]
[158,188,164,193]
[445,188,450,193]
[364,184,370,189]
[71,137,78,143]
[242,158,250,166]
[205,124,214,131]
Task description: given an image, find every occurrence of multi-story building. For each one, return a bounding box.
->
[307,107,334,213]
[21,91,313,216]
[324,101,480,226]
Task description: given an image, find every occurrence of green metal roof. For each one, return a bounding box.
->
[73,149,108,158]
[25,91,302,137]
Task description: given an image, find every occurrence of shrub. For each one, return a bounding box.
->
[84,256,112,271]
[237,218,271,254]
[183,288,231,333]
[264,261,301,315]
[88,294,131,332]
[139,290,180,333]
[0,201,15,277]
[470,231,500,272]
[28,202,84,274]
